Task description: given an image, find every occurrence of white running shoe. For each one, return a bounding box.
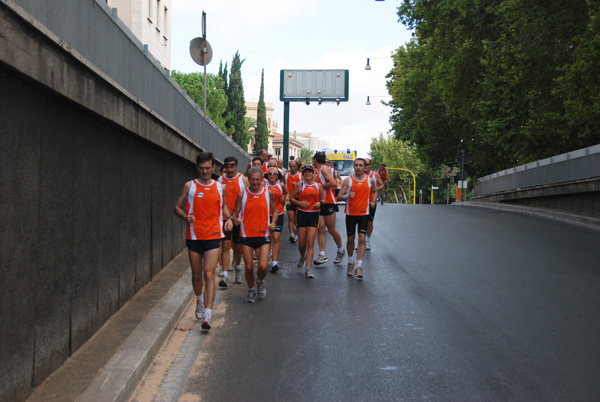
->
[334,249,346,264]
[365,240,371,250]
[305,268,314,278]
[195,301,205,320]
[218,268,224,277]
[297,257,306,270]
[354,266,363,280]
[235,268,244,284]
[313,254,328,265]
[201,312,212,330]
[347,260,355,276]
[245,289,256,303]
[218,275,229,288]
[257,280,266,300]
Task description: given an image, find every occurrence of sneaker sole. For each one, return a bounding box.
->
[201,321,212,330]
[313,259,328,265]
[218,281,229,288]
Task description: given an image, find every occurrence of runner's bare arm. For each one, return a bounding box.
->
[174,181,194,223]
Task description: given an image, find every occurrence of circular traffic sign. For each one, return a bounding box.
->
[190,37,213,66]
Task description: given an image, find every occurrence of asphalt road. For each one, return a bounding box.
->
[130,205,600,402]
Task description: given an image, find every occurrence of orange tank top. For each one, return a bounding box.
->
[297,182,321,212]
[285,171,301,195]
[240,187,271,237]
[186,179,224,240]
[345,175,372,216]
[218,173,245,216]
[266,182,284,215]
[315,166,337,205]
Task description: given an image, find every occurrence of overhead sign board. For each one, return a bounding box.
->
[280,69,349,102]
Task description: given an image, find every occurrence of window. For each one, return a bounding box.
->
[275,148,281,157]
[147,0,153,22]
[156,0,161,31]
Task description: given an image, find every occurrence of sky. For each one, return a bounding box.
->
[171,0,413,157]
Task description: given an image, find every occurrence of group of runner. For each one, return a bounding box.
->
[174,150,386,330]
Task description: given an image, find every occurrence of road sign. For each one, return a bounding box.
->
[432,186,439,190]
[280,69,349,103]
[190,37,212,66]
[458,180,468,189]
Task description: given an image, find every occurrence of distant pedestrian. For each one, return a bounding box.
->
[265,167,287,273]
[174,152,234,330]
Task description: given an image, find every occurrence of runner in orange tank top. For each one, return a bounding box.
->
[218,156,249,286]
[284,160,301,243]
[336,158,377,280]
[265,167,287,273]
[364,158,385,251]
[231,167,278,303]
[312,152,345,267]
[290,165,325,278]
[174,152,234,330]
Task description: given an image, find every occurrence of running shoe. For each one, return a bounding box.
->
[201,312,212,330]
[334,249,346,264]
[297,257,306,270]
[257,280,266,300]
[365,240,371,250]
[347,260,355,276]
[289,233,296,243]
[270,263,280,273]
[218,268,224,277]
[218,275,229,288]
[354,266,363,280]
[195,300,205,320]
[305,268,314,278]
[235,268,244,284]
[245,289,256,303]
[313,254,328,265]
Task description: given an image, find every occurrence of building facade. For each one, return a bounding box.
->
[107,0,171,70]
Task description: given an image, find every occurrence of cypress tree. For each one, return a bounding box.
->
[228,51,247,147]
[254,69,269,155]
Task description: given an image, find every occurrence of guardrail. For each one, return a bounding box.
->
[476,144,600,196]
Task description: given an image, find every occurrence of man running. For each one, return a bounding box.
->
[378,163,389,205]
[231,167,278,303]
[285,160,301,243]
[312,152,345,266]
[265,167,287,273]
[364,158,385,251]
[218,156,249,285]
[290,165,325,279]
[174,152,234,330]
[336,158,377,280]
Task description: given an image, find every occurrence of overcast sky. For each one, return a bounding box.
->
[171,0,412,157]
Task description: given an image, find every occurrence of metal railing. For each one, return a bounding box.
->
[476,144,600,196]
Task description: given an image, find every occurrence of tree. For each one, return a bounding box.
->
[227,51,248,148]
[244,117,257,151]
[300,147,314,164]
[171,71,231,135]
[389,0,599,177]
[369,134,425,203]
[253,69,269,155]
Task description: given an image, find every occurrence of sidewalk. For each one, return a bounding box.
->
[454,201,600,231]
[26,251,194,402]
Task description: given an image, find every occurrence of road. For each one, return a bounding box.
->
[130,205,600,402]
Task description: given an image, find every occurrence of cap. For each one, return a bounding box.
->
[302,165,315,173]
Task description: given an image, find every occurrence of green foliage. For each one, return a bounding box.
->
[254,69,269,154]
[171,70,231,135]
[369,134,426,203]
[227,51,248,148]
[300,147,314,164]
[389,0,600,177]
[245,117,257,148]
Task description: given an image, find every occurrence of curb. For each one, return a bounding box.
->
[77,271,193,402]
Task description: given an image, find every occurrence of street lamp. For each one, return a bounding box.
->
[365,96,371,105]
[365,58,371,70]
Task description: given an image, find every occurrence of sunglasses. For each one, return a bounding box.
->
[267,172,278,175]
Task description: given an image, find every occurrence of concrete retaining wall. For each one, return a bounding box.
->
[0,2,248,400]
